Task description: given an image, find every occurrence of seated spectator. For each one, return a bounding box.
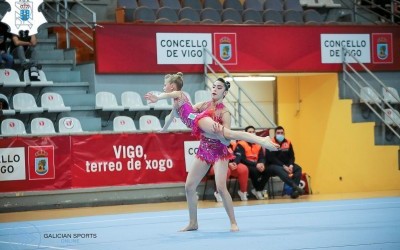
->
[234,126,268,200]
[210,141,249,202]
[0,22,13,68]
[11,30,36,66]
[265,126,304,199]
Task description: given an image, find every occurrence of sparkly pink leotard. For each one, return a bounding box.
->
[173,93,232,164]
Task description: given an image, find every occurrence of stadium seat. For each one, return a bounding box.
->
[157,6,179,22]
[284,0,304,12]
[23,69,53,86]
[263,9,284,24]
[31,117,56,135]
[139,115,162,131]
[200,8,222,23]
[113,116,137,132]
[360,87,382,104]
[221,8,243,23]
[303,9,324,24]
[160,0,181,11]
[41,92,72,113]
[382,87,400,104]
[243,8,263,24]
[138,0,160,10]
[223,0,243,12]
[165,114,189,131]
[133,6,157,23]
[178,7,200,22]
[384,109,400,126]
[1,118,26,136]
[203,0,223,11]
[182,0,202,10]
[284,9,304,24]
[0,93,15,115]
[58,117,84,133]
[195,90,211,103]
[243,0,264,11]
[264,0,284,12]
[95,91,125,111]
[121,91,150,111]
[13,93,44,114]
[0,69,26,87]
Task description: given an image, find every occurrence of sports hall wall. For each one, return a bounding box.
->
[277,74,399,194]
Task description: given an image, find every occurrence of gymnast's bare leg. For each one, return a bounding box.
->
[180,158,210,232]
[213,158,239,232]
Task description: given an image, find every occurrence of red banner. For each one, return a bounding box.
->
[0,133,195,192]
[95,24,400,74]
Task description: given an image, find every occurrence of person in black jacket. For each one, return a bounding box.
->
[265,126,304,199]
[0,22,13,68]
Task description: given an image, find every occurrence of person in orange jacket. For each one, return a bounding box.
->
[234,126,268,200]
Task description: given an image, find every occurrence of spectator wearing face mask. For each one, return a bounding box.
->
[265,126,304,199]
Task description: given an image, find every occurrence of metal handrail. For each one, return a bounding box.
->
[42,0,95,51]
[342,46,400,140]
[203,47,276,129]
[338,0,400,24]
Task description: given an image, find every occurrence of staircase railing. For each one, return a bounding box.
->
[338,0,400,24]
[42,0,95,51]
[342,46,400,141]
[203,47,276,130]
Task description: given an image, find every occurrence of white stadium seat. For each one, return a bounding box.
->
[382,87,400,104]
[0,69,26,87]
[1,118,26,136]
[113,116,137,132]
[360,87,381,104]
[384,109,400,126]
[58,117,84,133]
[41,92,72,113]
[121,91,150,111]
[146,91,172,110]
[139,115,162,131]
[13,93,44,114]
[23,69,53,86]
[31,117,56,135]
[165,114,189,131]
[95,91,125,111]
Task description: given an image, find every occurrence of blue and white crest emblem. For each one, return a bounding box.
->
[2,0,48,35]
[220,44,231,61]
[377,43,388,60]
[35,156,48,175]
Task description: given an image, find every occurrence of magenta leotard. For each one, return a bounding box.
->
[173,91,232,164]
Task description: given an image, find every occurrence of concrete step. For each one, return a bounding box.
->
[45,70,82,82]
[63,93,95,107]
[34,49,65,60]
[43,82,90,95]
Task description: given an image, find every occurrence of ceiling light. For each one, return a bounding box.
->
[225,76,276,82]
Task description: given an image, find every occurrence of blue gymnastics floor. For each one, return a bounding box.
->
[1,197,399,250]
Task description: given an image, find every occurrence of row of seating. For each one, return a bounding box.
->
[117,0,329,23]
[360,87,400,105]
[95,90,211,112]
[132,6,324,24]
[0,115,189,136]
[0,68,53,87]
[0,90,212,116]
[118,0,332,13]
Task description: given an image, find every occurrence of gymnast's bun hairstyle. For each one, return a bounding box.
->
[217,78,230,91]
[165,72,184,90]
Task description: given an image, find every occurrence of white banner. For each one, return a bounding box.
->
[184,141,200,172]
[0,147,26,181]
[156,33,213,64]
[321,34,370,63]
